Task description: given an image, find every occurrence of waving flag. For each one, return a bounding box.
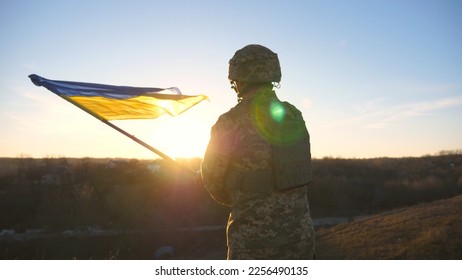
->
[28,74,207,176]
[29,74,208,120]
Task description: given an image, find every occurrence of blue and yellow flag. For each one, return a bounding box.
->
[29,74,208,120]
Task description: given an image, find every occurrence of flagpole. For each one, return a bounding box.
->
[60,95,198,177]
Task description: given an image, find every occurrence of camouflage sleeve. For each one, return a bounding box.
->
[201,114,238,206]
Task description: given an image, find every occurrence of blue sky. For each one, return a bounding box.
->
[1,0,461,159]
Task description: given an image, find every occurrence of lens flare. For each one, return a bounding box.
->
[251,94,306,146]
[270,100,286,123]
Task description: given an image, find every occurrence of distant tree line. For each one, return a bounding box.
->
[309,155,462,217]
[0,154,461,231]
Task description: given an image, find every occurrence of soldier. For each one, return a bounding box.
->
[201,44,315,259]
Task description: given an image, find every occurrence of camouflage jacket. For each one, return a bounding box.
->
[201,88,314,250]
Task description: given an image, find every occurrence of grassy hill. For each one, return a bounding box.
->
[315,195,462,259]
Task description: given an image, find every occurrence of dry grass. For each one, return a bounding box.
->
[315,195,462,259]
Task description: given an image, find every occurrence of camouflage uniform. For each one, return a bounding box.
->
[201,44,315,260]
[201,88,315,260]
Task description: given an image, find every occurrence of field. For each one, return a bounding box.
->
[1,154,461,259]
[316,195,462,259]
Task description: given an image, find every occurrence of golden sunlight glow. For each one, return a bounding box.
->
[148,115,211,159]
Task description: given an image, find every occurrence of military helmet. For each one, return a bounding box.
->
[228,44,282,83]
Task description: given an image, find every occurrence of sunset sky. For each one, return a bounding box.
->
[1,0,461,159]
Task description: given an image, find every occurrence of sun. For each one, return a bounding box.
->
[110,102,214,160]
[148,114,211,159]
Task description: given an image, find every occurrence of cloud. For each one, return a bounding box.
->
[323,96,462,129]
[366,96,462,128]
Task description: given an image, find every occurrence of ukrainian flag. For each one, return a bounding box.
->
[29,74,208,120]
